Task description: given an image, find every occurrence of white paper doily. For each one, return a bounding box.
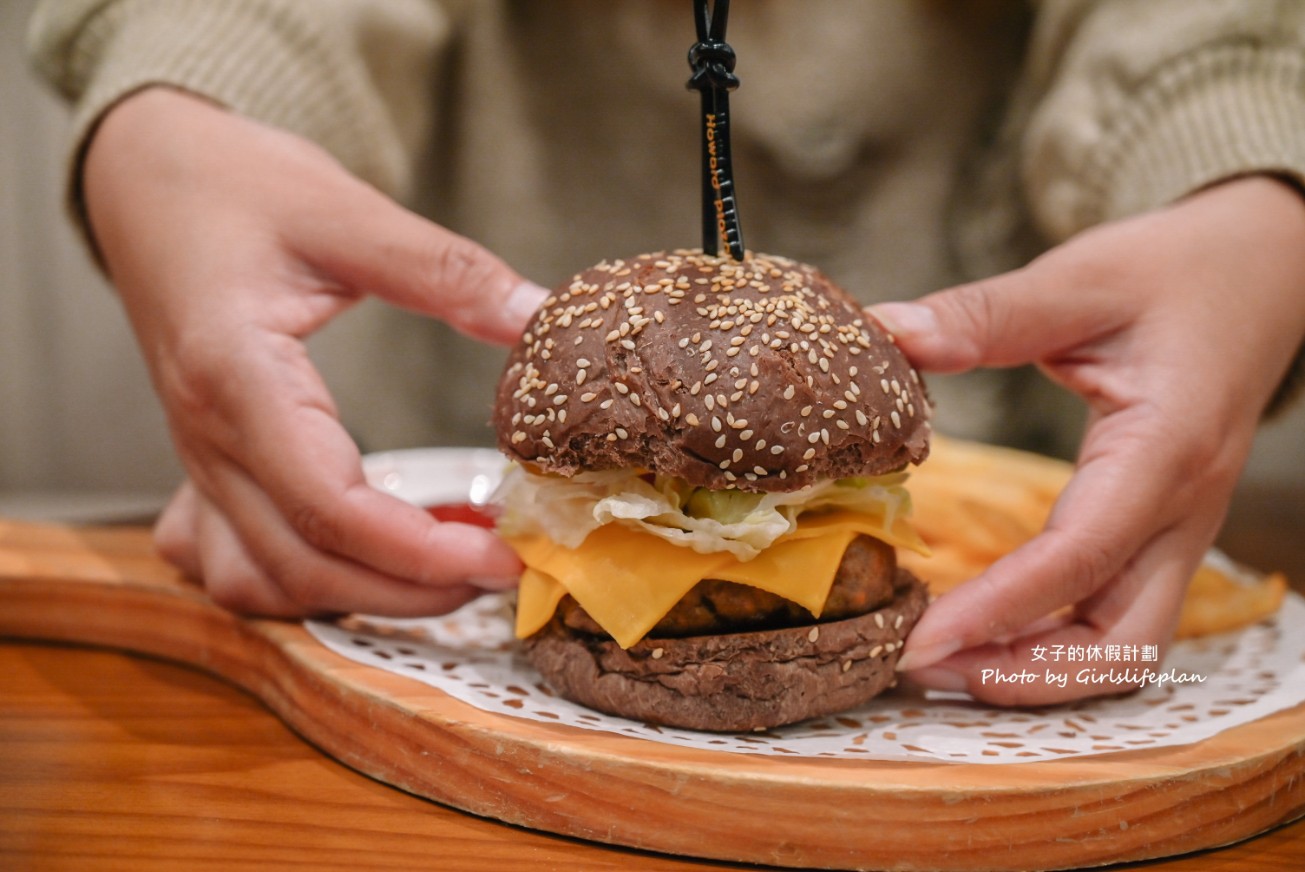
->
[312,447,1305,764]
[305,591,1304,764]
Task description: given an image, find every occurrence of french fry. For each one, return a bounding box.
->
[903,436,1287,638]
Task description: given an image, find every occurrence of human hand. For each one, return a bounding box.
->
[83,88,548,617]
[873,175,1305,704]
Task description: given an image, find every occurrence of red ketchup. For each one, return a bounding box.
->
[426,502,498,529]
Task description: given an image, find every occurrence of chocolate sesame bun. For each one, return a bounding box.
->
[494,249,930,491]
[523,568,928,732]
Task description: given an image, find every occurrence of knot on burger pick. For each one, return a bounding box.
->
[686,40,739,92]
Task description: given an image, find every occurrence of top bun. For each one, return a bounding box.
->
[494,250,930,492]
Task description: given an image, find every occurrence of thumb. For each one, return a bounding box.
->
[866,264,1120,374]
[300,183,549,346]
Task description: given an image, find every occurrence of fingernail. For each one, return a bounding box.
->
[868,302,936,339]
[505,280,550,327]
[469,575,520,592]
[905,666,969,693]
[895,638,962,672]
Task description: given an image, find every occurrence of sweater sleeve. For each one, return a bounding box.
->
[1020,0,1305,416]
[26,0,454,212]
[1020,0,1305,242]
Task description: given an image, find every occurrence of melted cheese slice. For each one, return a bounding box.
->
[509,508,928,649]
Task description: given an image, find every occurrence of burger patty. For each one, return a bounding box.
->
[557,534,897,639]
[524,568,928,732]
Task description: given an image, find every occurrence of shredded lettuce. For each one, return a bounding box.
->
[493,465,913,561]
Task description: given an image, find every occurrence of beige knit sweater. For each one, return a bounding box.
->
[26,0,1305,454]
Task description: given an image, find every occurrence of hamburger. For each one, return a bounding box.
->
[492,249,932,731]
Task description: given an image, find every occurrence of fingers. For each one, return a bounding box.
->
[896,401,1231,704]
[154,474,497,618]
[192,337,522,586]
[292,179,549,345]
[160,321,524,616]
[906,520,1198,706]
[154,481,202,578]
[90,88,549,348]
[866,255,1128,376]
[897,417,1157,667]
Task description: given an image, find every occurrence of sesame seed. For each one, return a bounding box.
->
[874,614,885,629]
[807,626,820,643]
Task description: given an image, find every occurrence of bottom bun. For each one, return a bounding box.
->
[522,569,928,732]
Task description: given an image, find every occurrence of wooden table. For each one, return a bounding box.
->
[2,481,1303,872]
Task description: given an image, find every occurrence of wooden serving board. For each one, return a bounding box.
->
[2,518,1303,872]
